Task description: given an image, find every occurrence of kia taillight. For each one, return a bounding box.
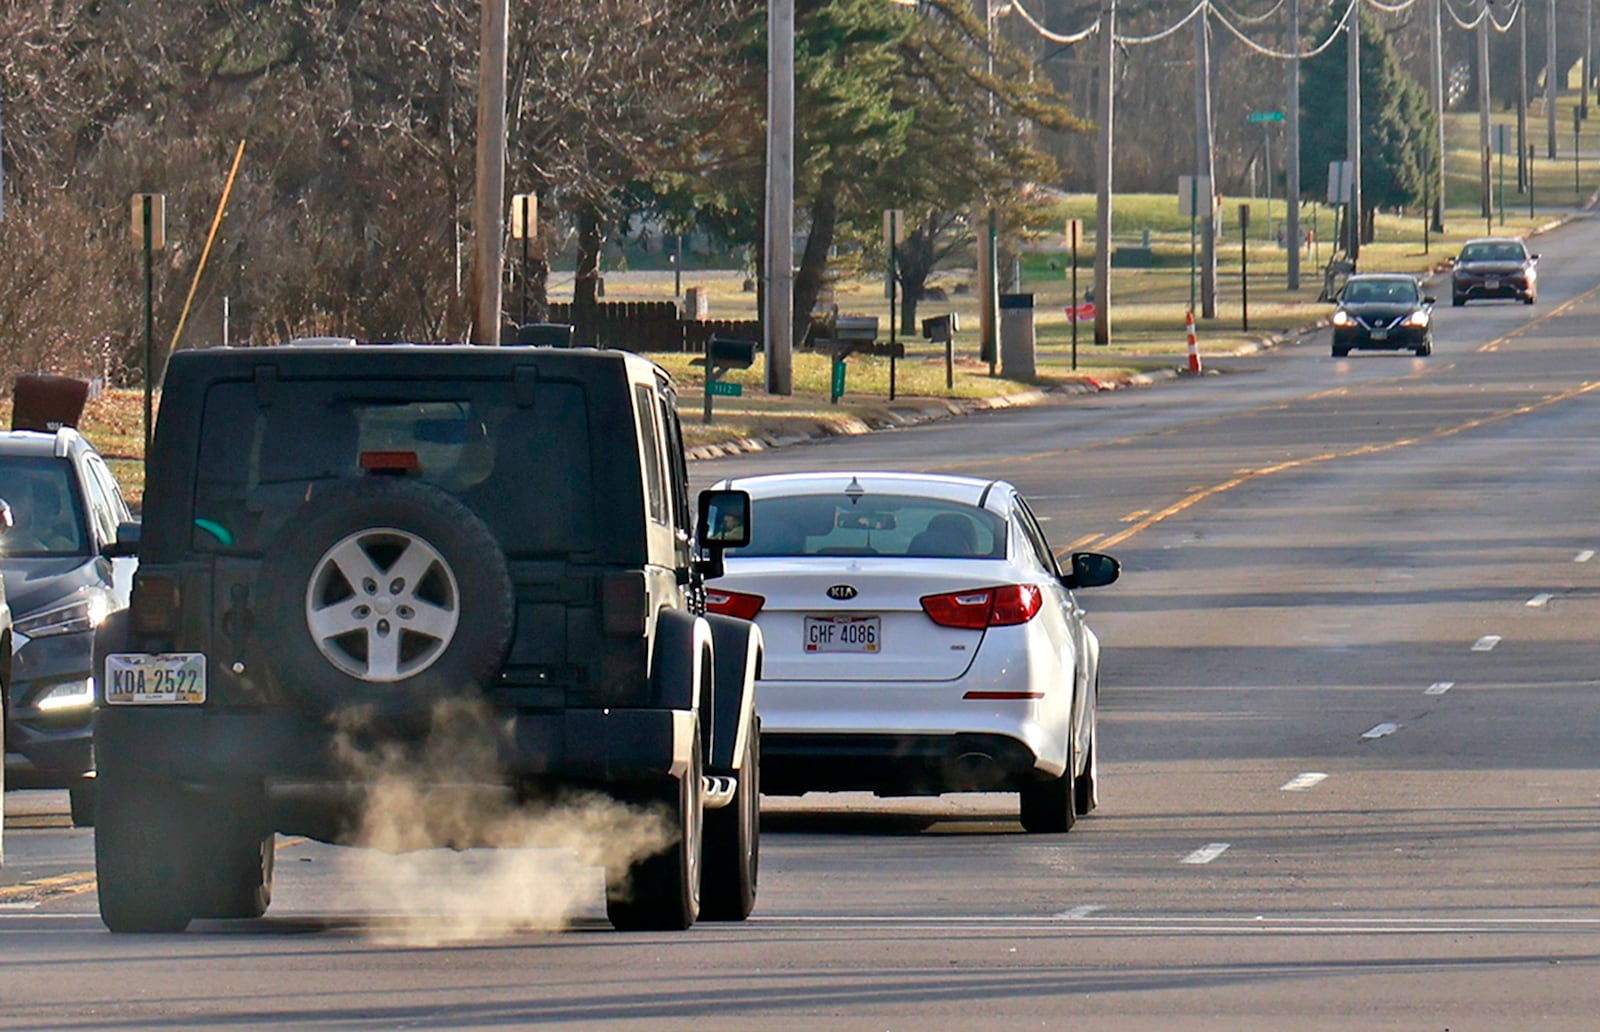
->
[920,584,1042,629]
[705,589,765,619]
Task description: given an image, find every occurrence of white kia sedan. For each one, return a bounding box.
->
[701,472,1119,833]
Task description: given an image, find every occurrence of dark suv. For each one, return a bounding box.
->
[94,342,762,933]
[0,428,136,826]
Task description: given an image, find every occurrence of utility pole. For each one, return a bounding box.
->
[1549,0,1559,158]
[1580,0,1593,120]
[470,0,508,345]
[765,0,795,395]
[1519,4,1529,189]
[1287,0,1302,288]
[1194,14,1217,317]
[1481,6,1495,216]
[1347,4,1362,259]
[1431,0,1448,231]
[1093,0,1115,345]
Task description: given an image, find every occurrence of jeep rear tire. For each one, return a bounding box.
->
[605,721,703,931]
[257,479,515,722]
[700,711,759,922]
[96,775,199,933]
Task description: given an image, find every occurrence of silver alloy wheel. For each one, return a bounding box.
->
[303,528,461,682]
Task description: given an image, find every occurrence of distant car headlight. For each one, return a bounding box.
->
[1403,310,1431,327]
[36,678,95,712]
[1332,310,1354,326]
[14,595,111,639]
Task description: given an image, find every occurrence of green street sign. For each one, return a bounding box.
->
[706,380,743,397]
[830,360,847,400]
[1248,111,1285,124]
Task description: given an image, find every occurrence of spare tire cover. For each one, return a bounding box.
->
[256,478,515,721]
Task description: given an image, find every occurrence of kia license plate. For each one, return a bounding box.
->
[804,615,880,653]
[104,653,207,704]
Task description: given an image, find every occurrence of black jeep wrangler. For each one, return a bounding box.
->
[93,342,761,932]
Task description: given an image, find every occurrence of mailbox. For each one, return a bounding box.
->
[920,313,959,343]
[516,322,575,347]
[708,336,757,370]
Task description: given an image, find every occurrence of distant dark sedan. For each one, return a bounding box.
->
[1450,237,1537,305]
[1331,274,1434,358]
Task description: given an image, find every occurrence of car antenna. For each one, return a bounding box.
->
[845,476,864,506]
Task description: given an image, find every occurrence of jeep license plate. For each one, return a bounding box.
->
[104,653,207,705]
[804,615,880,653]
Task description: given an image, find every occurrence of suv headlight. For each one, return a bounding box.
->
[36,678,95,712]
[1332,310,1354,326]
[15,595,111,639]
[1403,310,1431,327]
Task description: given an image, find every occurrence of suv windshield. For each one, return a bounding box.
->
[192,379,595,556]
[0,456,89,558]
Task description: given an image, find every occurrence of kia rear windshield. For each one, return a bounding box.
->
[733,494,1006,559]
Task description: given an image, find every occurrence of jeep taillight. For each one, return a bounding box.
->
[920,584,1042,629]
[129,573,182,635]
[602,572,648,636]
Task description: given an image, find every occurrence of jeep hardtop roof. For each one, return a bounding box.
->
[162,343,675,394]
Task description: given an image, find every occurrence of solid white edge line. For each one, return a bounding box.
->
[1425,681,1455,695]
[1181,843,1231,865]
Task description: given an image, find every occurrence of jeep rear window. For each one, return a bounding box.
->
[192,380,593,555]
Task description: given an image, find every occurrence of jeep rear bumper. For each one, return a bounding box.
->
[95,705,694,796]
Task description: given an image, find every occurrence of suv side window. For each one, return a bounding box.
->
[634,385,668,525]
[77,454,118,546]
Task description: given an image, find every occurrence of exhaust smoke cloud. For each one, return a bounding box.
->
[332,699,673,945]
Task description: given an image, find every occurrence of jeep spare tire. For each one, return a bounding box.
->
[257,478,515,721]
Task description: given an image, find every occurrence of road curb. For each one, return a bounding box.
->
[685,380,1159,461]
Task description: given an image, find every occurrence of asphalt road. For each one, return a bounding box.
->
[4,217,1600,1029]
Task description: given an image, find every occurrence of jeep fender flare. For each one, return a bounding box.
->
[703,614,762,775]
[649,608,714,769]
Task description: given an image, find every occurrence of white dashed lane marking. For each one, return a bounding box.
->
[1057,904,1104,919]
[1526,593,1553,608]
[1362,723,1401,739]
[1181,843,1231,865]
[1576,550,1595,563]
[1279,772,1328,791]
[1472,635,1501,651]
[1425,681,1455,695]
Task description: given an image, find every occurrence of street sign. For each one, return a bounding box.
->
[830,359,847,401]
[706,380,742,397]
[1248,111,1285,124]
[1178,176,1214,217]
[1327,161,1353,204]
